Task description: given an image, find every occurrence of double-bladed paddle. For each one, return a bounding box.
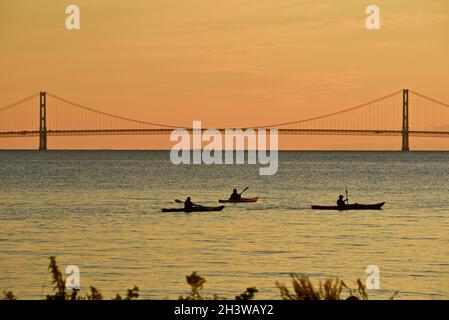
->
[175,199,202,207]
[239,186,249,196]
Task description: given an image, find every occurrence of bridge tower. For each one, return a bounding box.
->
[401,89,410,151]
[39,91,47,150]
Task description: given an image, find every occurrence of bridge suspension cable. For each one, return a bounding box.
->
[0,93,40,133]
[409,90,449,109]
[46,92,188,130]
[248,90,403,129]
[0,93,40,113]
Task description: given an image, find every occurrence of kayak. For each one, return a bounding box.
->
[161,205,225,213]
[218,197,259,203]
[311,202,385,211]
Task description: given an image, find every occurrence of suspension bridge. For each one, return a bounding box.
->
[1,89,449,151]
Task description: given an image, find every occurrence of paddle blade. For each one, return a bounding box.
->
[175,199,184,204]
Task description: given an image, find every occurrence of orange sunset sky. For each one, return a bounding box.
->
[1,0,448,150]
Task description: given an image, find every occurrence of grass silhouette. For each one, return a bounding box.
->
[2,257,397,300]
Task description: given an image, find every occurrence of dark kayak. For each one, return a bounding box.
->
[162,205,225,213]
[311,202,385,210]
[218,197,258,203]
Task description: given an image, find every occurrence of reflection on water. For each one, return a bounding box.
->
[0,151,448,299]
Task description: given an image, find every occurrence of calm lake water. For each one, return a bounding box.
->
[1,151,448,299]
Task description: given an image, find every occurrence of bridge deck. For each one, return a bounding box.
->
[1,129,449,138]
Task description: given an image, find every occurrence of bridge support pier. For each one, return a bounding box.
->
[39,91,47,150]
[402,89,409,152]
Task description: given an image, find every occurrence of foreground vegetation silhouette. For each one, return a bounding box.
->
[2,257,397,300]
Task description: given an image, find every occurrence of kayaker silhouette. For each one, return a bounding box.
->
[230,189,242,201]
[337,195,347,208]
[184,197,194,210]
